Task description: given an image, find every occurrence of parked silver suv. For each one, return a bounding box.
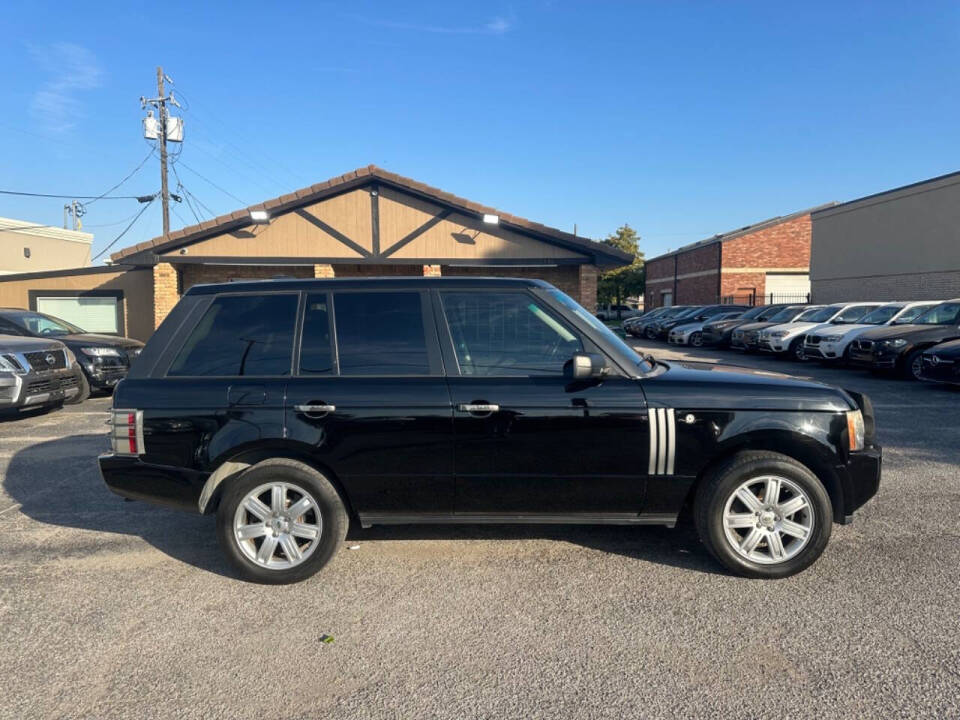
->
[0,335,83,413]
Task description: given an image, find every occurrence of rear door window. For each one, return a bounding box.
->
[333,291,431,375]
[168,294,298,376]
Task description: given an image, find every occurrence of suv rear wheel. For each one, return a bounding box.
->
[694,451,832,578]
[216,459,348,584]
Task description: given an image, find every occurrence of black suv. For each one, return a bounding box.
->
[848,299,960,380]
[0,308,144,397]
[98,278,880,584]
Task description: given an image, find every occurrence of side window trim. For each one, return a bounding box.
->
[436,288,589,378]
[292,291,336,377]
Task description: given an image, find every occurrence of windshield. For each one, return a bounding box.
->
[548,290,655,373]
[797,306,831,322]
[860,304,903,325]
[1,310,84,336]
[914,302,960,325]
[892,304,934,324]
[767,305,804,323]
[831,305,877,323]
[738,305,769,321]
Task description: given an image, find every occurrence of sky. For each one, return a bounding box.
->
[2,1,959,262]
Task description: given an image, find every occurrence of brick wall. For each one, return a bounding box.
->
[812,270,960,303]
[153,263,179,329]
[644,212,813,308]
[179,264,314,293]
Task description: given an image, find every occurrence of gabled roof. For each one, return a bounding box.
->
[111,165,632,266]
[647,202,837,262]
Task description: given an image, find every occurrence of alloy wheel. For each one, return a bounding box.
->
[690,332,703,347]
[721,475,814,565]
[232,481,323,570]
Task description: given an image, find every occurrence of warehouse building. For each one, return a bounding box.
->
[810,170,960,302]
[0,166,630,341]
[644,203,834,308]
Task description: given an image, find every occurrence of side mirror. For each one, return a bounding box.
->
[564,352,607,380]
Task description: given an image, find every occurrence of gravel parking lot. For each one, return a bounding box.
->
[2,346,959,719]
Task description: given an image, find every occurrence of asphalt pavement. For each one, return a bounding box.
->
[1,345,958,719]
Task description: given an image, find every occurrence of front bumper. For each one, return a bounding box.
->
[838,446,882,521]
[99,454,208,513]
[0,369,80,411]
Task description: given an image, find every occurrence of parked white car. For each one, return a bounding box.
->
[802,301,941,362]
[757,302,882,360]
[668,311,745,347]
[595,304,643,321]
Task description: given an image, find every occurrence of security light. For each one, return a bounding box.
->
[482,214,499,225]
[250,210,270,224]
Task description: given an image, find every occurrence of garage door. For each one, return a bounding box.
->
[34,295,120,334]
[764,273,810,302]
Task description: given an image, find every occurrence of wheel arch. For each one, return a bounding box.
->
[683,431,846,524]
[198,445,356,520]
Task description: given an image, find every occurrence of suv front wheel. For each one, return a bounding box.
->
[694,451,832,578]
[216,459,348,584]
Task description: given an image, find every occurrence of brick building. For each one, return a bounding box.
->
[0,166,629,340]
[643,203,835,308]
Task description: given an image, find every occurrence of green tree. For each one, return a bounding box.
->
[598,224,645,317]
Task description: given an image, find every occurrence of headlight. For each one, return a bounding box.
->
[769,330,789,338]
[0,354,24,373]
[881,338,907,348]
[846,409,865,451]
[81,347,121,357]
[821,335,843,342]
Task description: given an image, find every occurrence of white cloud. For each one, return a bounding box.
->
[347,13,514,35]
[28,43,103,132]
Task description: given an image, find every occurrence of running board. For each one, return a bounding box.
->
[358,512,678,529]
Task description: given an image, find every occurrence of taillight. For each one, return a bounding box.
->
[110,409,144,455]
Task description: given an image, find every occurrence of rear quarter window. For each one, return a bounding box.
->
[167,294,298,376]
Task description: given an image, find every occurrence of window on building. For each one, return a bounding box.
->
[34,295,120,334]
[168,294,298,376]
[333,291,430,375]
[299,294,334,375]
[441,291,582,376]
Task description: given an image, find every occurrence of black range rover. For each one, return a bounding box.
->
[99,278,881,584]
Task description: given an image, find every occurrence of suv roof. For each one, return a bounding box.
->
[184,276,554,296]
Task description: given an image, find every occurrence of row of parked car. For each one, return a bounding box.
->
[621,298,960,384]
[0,308,143,416]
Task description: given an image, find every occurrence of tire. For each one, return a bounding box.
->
[216,458,349,584]
[902,348,925,381]
[788,337,806,361]
[65,372,90,405]
[693,451,833,579]
[689,331,703,347]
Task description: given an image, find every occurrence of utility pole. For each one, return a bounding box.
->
[141,66,182,240]
[156,67,169,239]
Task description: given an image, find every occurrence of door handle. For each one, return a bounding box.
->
[457,403,500,415]
[294,403,336,418]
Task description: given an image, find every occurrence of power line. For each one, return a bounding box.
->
[0,189,145,200]
[175,160,247,206]
[91,198,156,261]
[84,148,156,207]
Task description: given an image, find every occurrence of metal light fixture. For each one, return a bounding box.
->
[250,210,270,224]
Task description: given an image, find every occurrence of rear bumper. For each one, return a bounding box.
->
[99,454,207,513]
[837,446,882,522]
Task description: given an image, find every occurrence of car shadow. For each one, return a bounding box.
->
[5,434,725,579]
